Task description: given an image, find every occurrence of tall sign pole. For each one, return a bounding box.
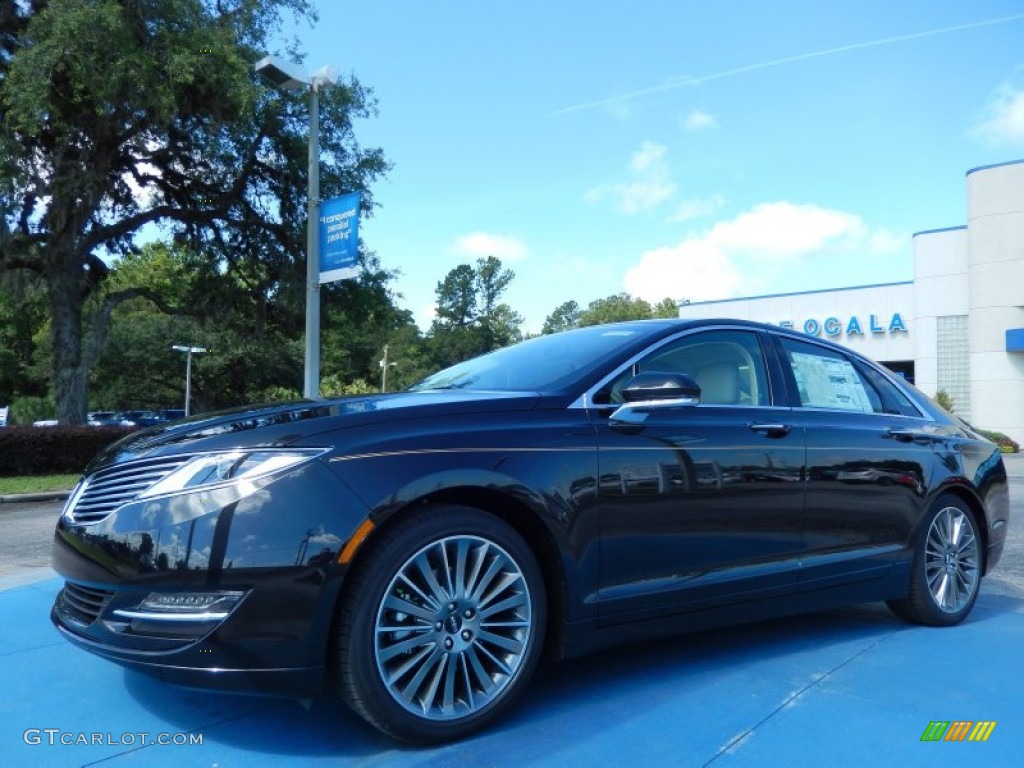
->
[304,81,321,399]
[255,56,340,400]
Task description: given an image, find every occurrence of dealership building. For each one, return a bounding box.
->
[677,159,1024,444]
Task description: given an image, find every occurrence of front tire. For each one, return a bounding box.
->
[888,494,982,626]
[335,505,546,744]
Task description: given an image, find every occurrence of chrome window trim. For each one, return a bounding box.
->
[608,397,701,424]
[569,324,777,411]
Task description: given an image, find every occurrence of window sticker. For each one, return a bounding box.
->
[789,352,872,412]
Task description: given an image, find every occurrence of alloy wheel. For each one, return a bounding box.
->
[924,505,980,613]
[374,535,533,721]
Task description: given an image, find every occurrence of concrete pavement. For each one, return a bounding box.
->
[1,572,1020,767]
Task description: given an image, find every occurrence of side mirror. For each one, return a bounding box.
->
[611,371,701,425]
[621,371,701,403]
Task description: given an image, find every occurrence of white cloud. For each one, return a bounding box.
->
[624,201,904,304]
[682,109,717,131]
[972,83,1024,144]
[706,202,860,255]
[585,141,677,214]
[670,194,725,222]
[414,302,437,331]
[453,232,528,262]
[866,228,905,254]
[614,180,676,214]
[630,141,667,171]
[625,238,745,305]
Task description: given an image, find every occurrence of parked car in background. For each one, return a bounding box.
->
[87,411,123,426]
[115,410,165,427]
[51,319,1011,744]
[90,409,183,427]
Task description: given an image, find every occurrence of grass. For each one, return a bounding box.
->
[0,474,79,495]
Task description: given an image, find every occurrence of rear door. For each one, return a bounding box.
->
[770,334,937,588]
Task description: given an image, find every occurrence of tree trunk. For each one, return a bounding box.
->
[49,267,88,424]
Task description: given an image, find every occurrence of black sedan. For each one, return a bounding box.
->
[51,319,1010,743]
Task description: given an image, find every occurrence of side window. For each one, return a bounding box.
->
[779,337,880,414]
[604,330,771,406]
[856,363,923,417]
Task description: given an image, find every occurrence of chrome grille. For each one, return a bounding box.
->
[66,456,189,524]
[58,582,114,626]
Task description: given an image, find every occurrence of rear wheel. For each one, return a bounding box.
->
[888,494,982,626]
[335,505,546,744]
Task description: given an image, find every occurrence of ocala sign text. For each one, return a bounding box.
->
[778,313,908,338]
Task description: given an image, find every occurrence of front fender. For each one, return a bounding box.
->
[326,446,601,622]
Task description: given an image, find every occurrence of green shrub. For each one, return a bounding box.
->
[252,385,303,402]
[0,425,137,476]
[8,395,56,425]
[933,388,955,413]
[976,429,1020,454]
[321,375,377,397]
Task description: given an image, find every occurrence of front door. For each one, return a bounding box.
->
[593,328,806,625]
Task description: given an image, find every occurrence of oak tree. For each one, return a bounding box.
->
[0,0,388,421]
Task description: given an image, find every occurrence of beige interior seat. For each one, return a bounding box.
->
[696,363,740,404]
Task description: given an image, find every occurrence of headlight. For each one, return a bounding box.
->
[138,449,326,499]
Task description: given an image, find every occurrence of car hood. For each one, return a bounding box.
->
[86,390,542,471]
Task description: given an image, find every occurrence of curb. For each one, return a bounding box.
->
[0,491,71,504]
[0,568,58,591]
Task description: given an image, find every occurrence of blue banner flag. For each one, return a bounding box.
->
[318,192,361,284]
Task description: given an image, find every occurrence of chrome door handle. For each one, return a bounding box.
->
[749,422,790,436]
[886,427,943,444]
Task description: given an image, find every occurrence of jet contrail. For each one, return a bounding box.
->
[552,13,1024,116]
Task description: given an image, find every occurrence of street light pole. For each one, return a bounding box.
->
[305,79,320,400]
[255,55,335,400]
[171,345,207,417]
[379,344,397,392]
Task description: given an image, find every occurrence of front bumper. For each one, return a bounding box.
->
[51,574,331,696]
[50,459,370,695]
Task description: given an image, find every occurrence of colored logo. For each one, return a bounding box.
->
[920,721,996,742]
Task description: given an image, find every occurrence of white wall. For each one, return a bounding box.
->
[911,226,969,401]
[967,161,1024,443]
[677,283,915,361]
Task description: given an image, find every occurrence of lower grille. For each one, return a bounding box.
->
[58,582,114,626]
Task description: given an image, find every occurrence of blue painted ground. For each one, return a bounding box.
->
[2,572,1020,767]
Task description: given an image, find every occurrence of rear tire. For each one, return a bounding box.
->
[887,494,982,626]
[335,505,546,744]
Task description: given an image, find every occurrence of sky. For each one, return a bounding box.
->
[280,1,1024,334]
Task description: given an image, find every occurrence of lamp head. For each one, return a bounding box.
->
[255,55,309,90]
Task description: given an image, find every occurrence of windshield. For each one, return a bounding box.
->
[409,323,666,392]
